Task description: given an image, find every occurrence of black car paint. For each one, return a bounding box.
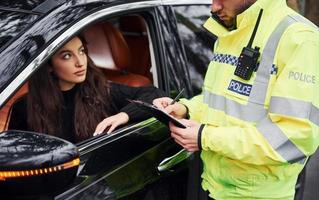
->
[57,121,180,199]
[0,130,78,170]
[0,0,211,199]
[0,0,46,10]
[0,131,79,197]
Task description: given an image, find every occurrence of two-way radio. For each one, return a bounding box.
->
[234,9,263,80]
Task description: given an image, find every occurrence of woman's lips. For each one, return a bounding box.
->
[74,70,86,76]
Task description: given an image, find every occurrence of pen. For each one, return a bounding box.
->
[170,88,185,105]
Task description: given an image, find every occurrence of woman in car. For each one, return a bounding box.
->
[8,36,165,143]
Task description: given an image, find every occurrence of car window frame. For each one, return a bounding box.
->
[1,2,174,146]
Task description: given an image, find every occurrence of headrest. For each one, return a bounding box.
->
[119,16,147,34]
[83,22,131,71]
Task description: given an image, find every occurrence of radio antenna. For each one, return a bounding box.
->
[247,9,263,48]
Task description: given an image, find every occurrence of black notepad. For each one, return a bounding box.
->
[128,99,187,128]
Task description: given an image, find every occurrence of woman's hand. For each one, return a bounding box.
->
[153,97,188,119]
[93,112,129,136]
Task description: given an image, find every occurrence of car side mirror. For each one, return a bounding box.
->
[0,130,80,199]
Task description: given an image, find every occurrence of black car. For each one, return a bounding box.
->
[0,0,214,199]
[0,0,308,199]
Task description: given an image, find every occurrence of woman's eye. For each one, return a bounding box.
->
[62,53,71,59]
[79,48,85,55]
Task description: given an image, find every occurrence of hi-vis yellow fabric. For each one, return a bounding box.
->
[180,0,319,199]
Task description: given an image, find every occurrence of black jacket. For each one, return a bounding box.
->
[8,82,165,143]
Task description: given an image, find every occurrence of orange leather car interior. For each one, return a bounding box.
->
[119,16,152,81]
[83,20,152,87]
[0,83,28,132]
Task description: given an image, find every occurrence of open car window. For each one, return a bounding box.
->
[0,14,160,144]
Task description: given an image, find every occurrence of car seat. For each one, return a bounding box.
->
[119,15,152,81]
[83,21,152,87]
[0,83,28,132]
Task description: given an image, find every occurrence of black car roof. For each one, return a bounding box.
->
[0,0,155,14]
[0,0,47,11]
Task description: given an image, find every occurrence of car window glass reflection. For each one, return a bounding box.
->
[174,5,215,95]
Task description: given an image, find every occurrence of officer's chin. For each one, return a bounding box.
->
[223,19,234,28]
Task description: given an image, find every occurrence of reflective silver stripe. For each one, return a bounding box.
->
[203,90,267,122]
[290,15,319,30]
[257,117,306,163]
[249,16,296,105]
[269,96,319,126]
[249,15,318,105]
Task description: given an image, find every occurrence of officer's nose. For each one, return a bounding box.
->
[211,0,222,13]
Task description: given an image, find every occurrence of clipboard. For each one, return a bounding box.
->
[128,99,187,128]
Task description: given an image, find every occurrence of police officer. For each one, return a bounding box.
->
[153,0,319,199]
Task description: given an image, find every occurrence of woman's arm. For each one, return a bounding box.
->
[110,82,166,121]
[94,83,165,135]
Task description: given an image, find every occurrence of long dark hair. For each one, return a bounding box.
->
[27,36,112,142]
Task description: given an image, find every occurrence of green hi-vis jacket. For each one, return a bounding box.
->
[180,0,319,199]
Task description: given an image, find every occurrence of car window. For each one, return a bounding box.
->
[0,14,159,143]
[0,11,38,49]
[173,5,215,95]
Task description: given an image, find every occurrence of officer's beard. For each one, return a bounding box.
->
[211,0,256,31]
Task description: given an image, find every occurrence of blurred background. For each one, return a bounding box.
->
[287,0,319,25]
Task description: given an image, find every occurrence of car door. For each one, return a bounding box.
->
[55,5,192,200]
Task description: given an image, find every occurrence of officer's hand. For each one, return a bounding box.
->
[169,119,201,152]
[153,97,188,119]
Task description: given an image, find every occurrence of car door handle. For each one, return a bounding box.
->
[157,149,192,172]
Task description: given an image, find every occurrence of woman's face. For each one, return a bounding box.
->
[51,37,87,91]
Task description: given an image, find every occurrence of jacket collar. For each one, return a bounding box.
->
[203,0,286,38]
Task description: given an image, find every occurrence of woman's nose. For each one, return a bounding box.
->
[75,55,85,68]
